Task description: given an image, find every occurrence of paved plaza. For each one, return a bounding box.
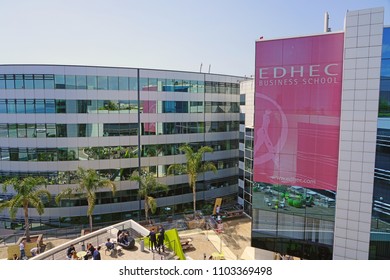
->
[0,216,256,261]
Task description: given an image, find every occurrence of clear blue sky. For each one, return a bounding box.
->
[1,0,390,76]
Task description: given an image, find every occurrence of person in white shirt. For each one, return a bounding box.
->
[30,246,39,257]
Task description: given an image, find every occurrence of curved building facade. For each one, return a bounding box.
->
[0,64,245,226]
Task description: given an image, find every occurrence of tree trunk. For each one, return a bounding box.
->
[89,215,93,233]
[23,203,30,242]
[144,198,149,223]
[192,184,196,219]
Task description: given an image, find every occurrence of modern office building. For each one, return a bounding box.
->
[0,65,246,227]
[247,7,390,260]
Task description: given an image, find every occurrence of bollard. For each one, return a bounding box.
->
[140,239,144,252]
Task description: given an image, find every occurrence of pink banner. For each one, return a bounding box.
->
[253,34,344,191]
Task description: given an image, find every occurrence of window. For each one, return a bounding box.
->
[5,75,14,89]
[0,100,7,113]
[108,76,119,90]
[65,75,76,89]
[16,100,25,113]
[76,75,87,89]
[118,77,129,90]
[87,76,97,89]
[25,99,35,113]
[97,76,108,90]
[0,75,5,89]
[15,74,24,89]
[24,75,34,89]
[55,75,65,89]
[34,74,44,89]
[44,75,54,89]
[45,99,55,113]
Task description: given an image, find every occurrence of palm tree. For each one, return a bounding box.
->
[55,167,116,232]
[130,170,168,223]
[168,144,217,218]
[0,176,50,242]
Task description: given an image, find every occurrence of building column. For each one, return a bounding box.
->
[334,7,384,260]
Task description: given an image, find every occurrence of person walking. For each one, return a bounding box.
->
[147,228,157,252]
[19,240,26,260]
[157,225,165,254]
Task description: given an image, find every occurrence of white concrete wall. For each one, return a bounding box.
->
[333,7,384,260]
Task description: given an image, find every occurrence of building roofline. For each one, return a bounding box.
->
[255,30,344,43]
[0,63,248,79]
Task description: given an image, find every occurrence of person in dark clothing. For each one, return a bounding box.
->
[66,244,76,259]
[147,228,157,252]
[85,243,95,260]
[157,225,165,253]
[105,238,114,250]
[93,246,101,260]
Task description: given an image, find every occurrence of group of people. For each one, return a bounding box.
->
[147,225,165,254]
[117,230,131,246]
[66,243,101,260]
[15,240,40,260]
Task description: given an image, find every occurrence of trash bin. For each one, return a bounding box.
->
[140,239,144,252]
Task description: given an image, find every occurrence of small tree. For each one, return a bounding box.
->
[130,170,168,222]
[0,176,50,242]
[168,144,217,218]
[55,167,116,232]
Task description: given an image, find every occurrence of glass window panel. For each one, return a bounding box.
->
[219,82,226,94]
[17,124,27,138]
[44,74,54,89]
[139,78,148,91]
[1,148,9,160]
[148,78,158,91]
[118,77,129,90]
[56,100,66,113]
[108,76,119,90]
[9,148,18,161]
[76,75,87,89]
[7,100,15,113]
[87,76,97,89]
[5,75,15,89]
[0,99,7,113]
[24,75,34,89]
[46,124,56,137]
[0,124,8,138]
[34,74,44,89]
[55,75,65,89]
[19,148,28,161]
[35,99,45,113]
[78,124,86,137]
[45,99,55,113]
[8,124,16,138]
[56,124,67,137]
[15,74,24,89]
[16,100,25,113]
[25,99,35,113]
[119,100,130,113]
[27,148,36,161]
[78,100,89,113]
[26,124,35,138]
[129,77,138,91]
[65,75,76,89]
[88,100,98,113]
[0,75,5,89]
[35,124,47,138]
[97,76,108,90]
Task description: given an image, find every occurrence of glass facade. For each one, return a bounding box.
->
[0,65,243,226]
[249,18,389,260]
[370,27,390,260]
